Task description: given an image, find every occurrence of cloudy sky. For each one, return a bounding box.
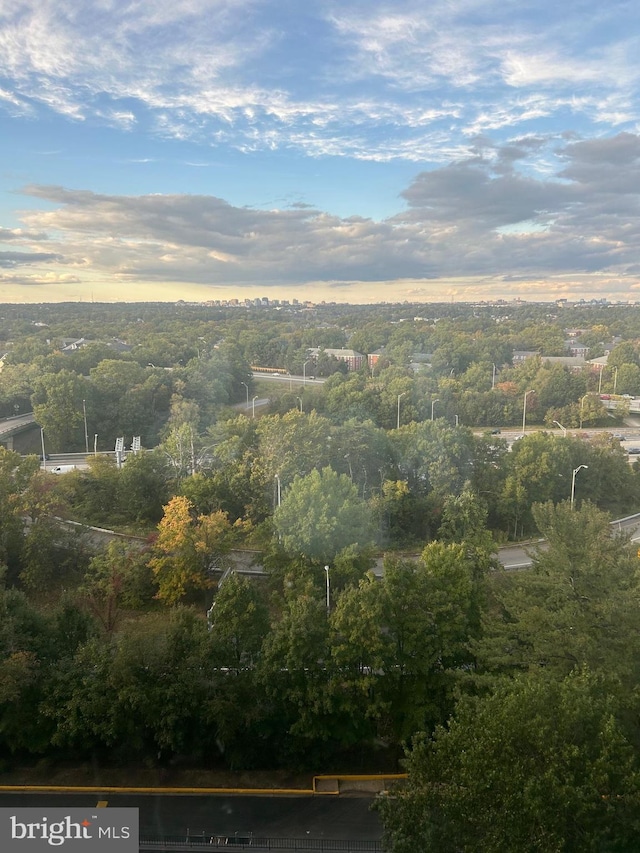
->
[2,0,640,304]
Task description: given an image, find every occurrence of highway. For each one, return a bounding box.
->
[253,372,326,386]
[496,511,640,570]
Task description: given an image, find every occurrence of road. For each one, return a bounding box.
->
[0,793,382,850]
[495,512,640,570]
[253,372,326,386]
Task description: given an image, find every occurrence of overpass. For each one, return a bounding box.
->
[0,412,37,450]
[601,395,640,413]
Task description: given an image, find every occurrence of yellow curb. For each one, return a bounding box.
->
[0,785,324,796]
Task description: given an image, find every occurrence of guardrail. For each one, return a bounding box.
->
[140,837,382,851]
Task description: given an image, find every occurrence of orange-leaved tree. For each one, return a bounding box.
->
[149,495,243,604]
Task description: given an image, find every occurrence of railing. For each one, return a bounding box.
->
[140,836,382,851]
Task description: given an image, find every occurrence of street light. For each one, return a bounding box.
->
[324,565,330,614]
[303,360,311,386]
[522,389,535,433]
[553,420,567,436]
[613,366,618,394]
[431,398,439,421]
[82,398,89,453]
[579,393,590,429]
[598,364,604,394]
[241,381,249,409]
[252,395,258,418]
[492,363,497,389]
[40,428,47,471]
[455,414,459,426]
[397,392,407,429]
[296,396,303,413]
[571,464,588,509]
[275,474,281,508]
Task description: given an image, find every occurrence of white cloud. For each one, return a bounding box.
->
[6,132,639,290]
[0,0,636,165]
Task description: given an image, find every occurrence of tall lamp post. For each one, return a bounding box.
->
[303,360,311,386]
[553,420,567,436]
[252,395,258,419]
[40,428,47,471]
[522,389,535,433]
[324,565,330,614]
[613,366,618,394]
[431,398,439,421]
[397,392,406,429]
[82,399,89,453]
[579,393,589,429]
[571,464,588,509]
[492,363,497,389]
[241,381,249,409]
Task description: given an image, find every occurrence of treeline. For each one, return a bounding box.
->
[4,475,640,853]
[2,301,640,453]
[23,412,640,545]
[377,501,640,852]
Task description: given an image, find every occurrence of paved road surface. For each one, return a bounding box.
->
[0,793,382,843]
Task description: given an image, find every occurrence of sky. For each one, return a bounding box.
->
[1,1,640,305]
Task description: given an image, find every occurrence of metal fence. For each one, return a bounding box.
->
[140,835,383,851]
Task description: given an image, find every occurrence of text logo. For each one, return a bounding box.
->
[1,808,138,851]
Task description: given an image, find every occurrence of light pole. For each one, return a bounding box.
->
[522,389,535,433]
[613,366,618,394]
[571,464,588,509]
[431,398,439,421]
[252,395,258,418]
[492,363,497,389]
[324,565,330,614]
[579,393,589,429]
[82,398,89,453]
[598,364,604,394]
[296,396,303,413]
[397,392,406,429]
[241,381,249,409]
[553,420,567,436]
[275,474,281,508]
[455,414,459,426]
[40,428,47,471]
[94,433,98,455]
[303,360,311,386]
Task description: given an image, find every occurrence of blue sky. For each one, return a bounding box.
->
[1,0,640,303]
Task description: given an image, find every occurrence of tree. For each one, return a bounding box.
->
[207,573,269,671]
[478,501,640,682]
[273,467,373,562]
[149,496,239,604]
[378,670,640,853]
[80,542,154,634]
[31,370,91,451]
[607,340,639,371]
[257,580,332,763]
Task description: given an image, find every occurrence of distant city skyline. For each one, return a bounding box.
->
[2,1,640,304]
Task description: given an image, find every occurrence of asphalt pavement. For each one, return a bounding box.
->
[0,793,382,842]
